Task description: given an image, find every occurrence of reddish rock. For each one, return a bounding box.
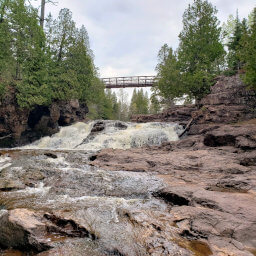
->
[0,209,51,252]
[0,208,95,254]
[90,121,256,256]
[0,86,88,147]
[131,75,256,136]
[131,105,197,126]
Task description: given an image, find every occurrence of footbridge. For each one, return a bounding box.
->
[101,76,157,89]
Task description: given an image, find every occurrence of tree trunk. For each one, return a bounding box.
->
[40,0,46,28]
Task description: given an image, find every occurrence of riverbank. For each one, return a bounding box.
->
[0,119,255,256]
[0,74,255,256]
[91,120,256,256]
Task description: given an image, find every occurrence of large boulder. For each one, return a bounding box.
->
[192,75,256,127]
[0,209,51,252]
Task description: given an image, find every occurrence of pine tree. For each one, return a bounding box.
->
[129,88,149,116]
[45,8,94,102]
[0,0,14,95]
[154,44,184,101]
[240,8,256,89]
[226,12,244,74]
[178,0,224,101]
[8,0,52,108]
[149,94,161,114]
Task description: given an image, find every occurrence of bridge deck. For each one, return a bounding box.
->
[101,76,157,89]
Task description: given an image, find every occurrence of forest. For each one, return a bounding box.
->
[154,1,256,104]
[0,0,255,121]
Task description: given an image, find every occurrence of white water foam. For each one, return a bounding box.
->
[0,156,12,171]
[23,121,183,151]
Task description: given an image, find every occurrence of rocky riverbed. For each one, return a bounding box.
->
[0,119,255,256]
[0,75,256,256]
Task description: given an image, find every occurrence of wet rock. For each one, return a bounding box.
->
[0,179,25,192]
[153,191,190,206]
[37,239,103,256]
[90,120,256,255]
[91,121,105,133]
[0,165,46,190]
[44,213,96,239]
[240,151,256,166]
[0,208,100,255]
[114,121,128,130]
[0,209,51,252]
[44,153,58,159]
[131,75,256,137]
[206,178,252,193]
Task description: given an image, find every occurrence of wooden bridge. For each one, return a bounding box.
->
[101,76,157,89]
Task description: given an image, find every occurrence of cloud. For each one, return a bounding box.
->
[39,0,255,78]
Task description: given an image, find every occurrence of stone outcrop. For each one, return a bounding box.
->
[0,86,88,147]
[189,75,256,135]
[0,120,255,255]
[132,105,197,126]
[132,75,256,134]
[90,122,256,256]
[0,209,51,252]
[0,208,95,254]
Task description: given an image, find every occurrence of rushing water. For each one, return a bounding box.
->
[23,120,183,151]
[0,120,189,256]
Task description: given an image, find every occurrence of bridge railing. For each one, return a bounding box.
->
[101,76,158,88]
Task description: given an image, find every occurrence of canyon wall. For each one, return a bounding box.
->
[0,86,88,147]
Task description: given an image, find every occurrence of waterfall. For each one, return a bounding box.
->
[24,120,183,151]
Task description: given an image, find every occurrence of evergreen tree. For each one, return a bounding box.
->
[7,0,52,108]
[0,0,109,118]
[118,89,129,121]
[149,94,161,114]
[240,8,256,89]
[129,88,149,116]
[178,0,224,101]
[222,14,236,45]
[129,89,138,116]
[45,8,94,103]
[0,0,14,95]
[154,44,184,100]
[226,12,244,74]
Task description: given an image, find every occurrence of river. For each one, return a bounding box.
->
[0,121,192,256]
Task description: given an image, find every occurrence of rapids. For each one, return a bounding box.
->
[0,120,189,256]
[23,120,183,151]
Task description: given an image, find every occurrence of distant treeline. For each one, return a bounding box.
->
[153,0,256,104]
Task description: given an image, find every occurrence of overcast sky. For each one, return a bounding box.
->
[37,0,255,78]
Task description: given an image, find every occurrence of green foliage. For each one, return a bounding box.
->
[240,8,256,90]
[154,44,184,100]
[225,13,247,73]
[0,1,99,109]
[222,14,236,45]
[178,0,225,100]
[0,0,15,94]
[149,94,161,114]
[153,0,224,104]
[86,79,120,120]
[101,90,120,120]
[129,89,149,116]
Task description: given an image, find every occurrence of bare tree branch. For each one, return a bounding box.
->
[40,0,58,28]
[0,134,12,141]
